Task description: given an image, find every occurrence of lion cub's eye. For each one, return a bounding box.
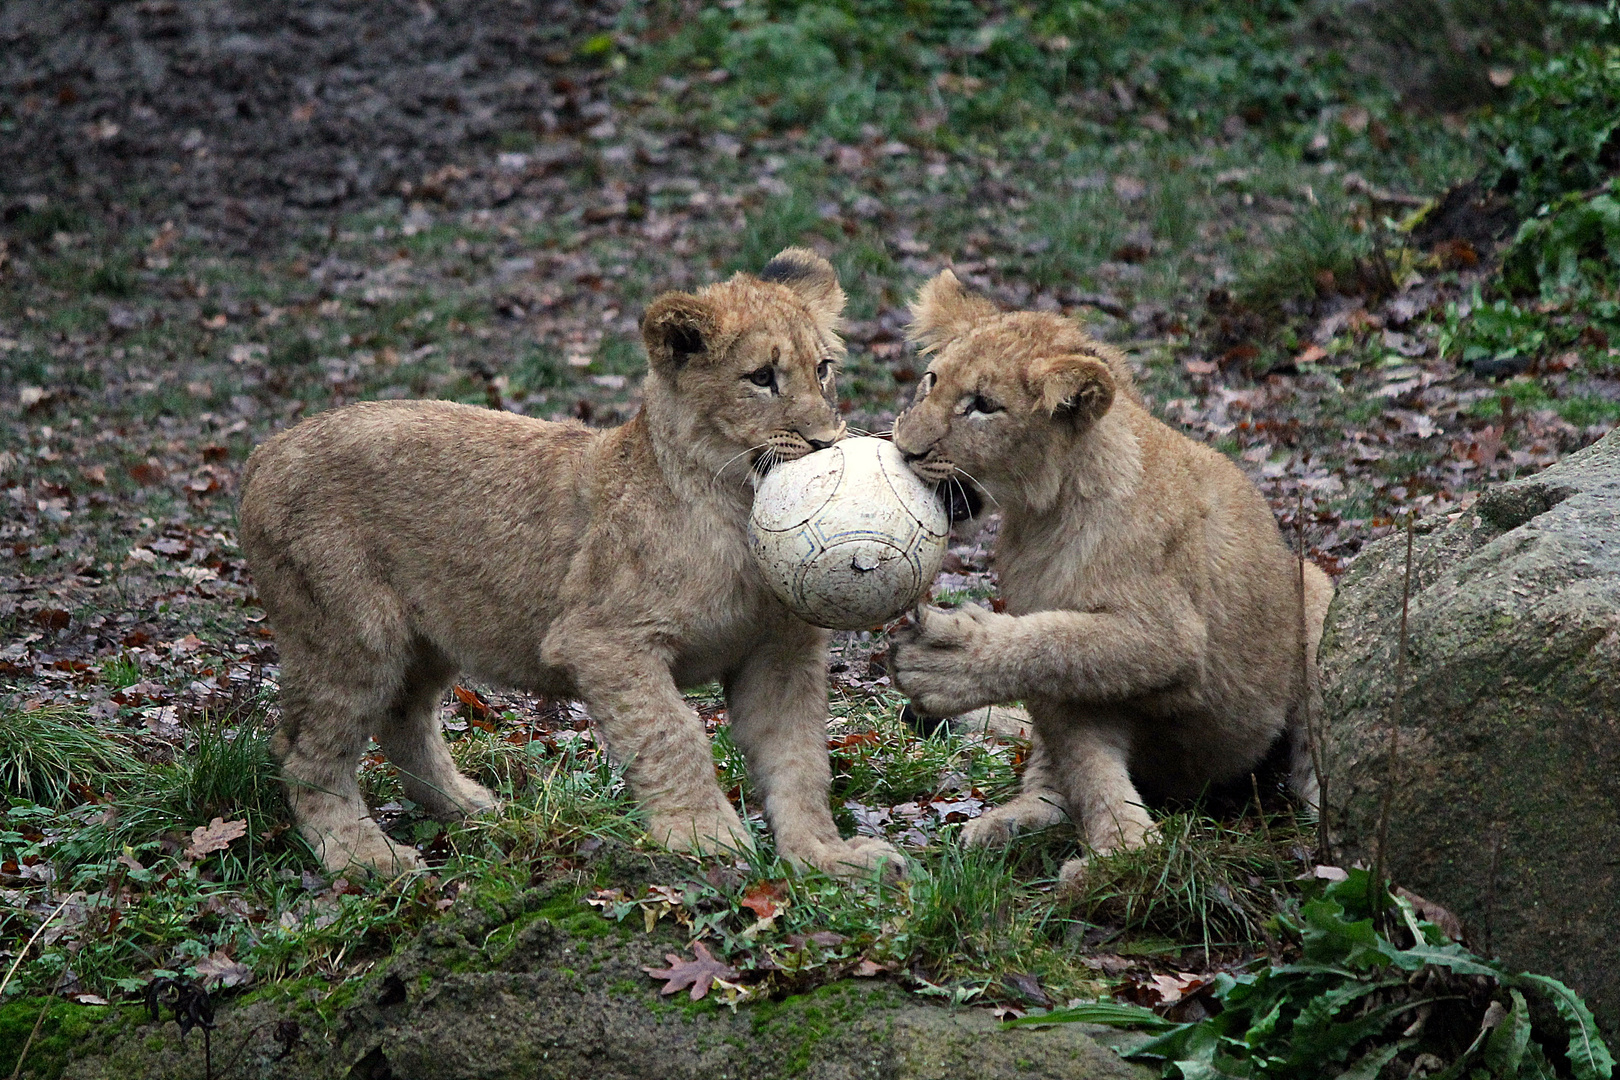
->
[816,358,833,382]
[747,366,778,390]
[964,394,1003,416]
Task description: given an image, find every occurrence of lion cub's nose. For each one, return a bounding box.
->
[804,432,840,451]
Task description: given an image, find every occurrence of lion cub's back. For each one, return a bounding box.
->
[240,400,596,626]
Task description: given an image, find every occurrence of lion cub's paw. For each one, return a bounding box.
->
[889,605,1006,717]
[448,777,500,816]
[1056,856,1092,893]
[960,807,1024,849]
[648,809,756,858]
[307,820,426,878]
[792,835,906,881]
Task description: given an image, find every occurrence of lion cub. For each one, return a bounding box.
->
[889,270,1332,876]
[240,249,899,879]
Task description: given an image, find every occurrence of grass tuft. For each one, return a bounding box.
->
[0,706,143,806]
[1061,811,1305,957]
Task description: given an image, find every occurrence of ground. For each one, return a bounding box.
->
[2,1,1617,1077]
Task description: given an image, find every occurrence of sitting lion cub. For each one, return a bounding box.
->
[889,270,1332,876]
[240,249,899,879]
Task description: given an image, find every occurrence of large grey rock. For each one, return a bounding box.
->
[1320,429,1620,1037]
[33,877,1146,1080]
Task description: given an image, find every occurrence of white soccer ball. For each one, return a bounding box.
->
[748,437,949,631]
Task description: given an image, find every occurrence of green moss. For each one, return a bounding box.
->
[0,999,128,1080]
[531,887,614,941]
[609,978,645,997]
[750,983,890,1076]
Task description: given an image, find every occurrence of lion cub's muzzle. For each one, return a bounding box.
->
[757,425,846,471]
[900,448,957,484]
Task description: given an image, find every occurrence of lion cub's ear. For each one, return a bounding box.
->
[643,293,722,372]
[906,269,1000,353]
[1029,355,1116,426]
[757,247,845,321]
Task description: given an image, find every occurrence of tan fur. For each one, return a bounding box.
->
[890,270,1332,877]
[240,249,899,878]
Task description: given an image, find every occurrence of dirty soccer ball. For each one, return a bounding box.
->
[748,437,949,631]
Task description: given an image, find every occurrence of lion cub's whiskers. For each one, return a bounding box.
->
[949,465,1000,509]
[712,442,773,487]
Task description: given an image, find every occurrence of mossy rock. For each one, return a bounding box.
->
[31,872,1146,1080]
[1320,428,1620,1038]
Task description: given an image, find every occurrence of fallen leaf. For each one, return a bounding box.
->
[453,684,497,730]
[1112,175,1147,201]
[1004,971,1051,1007]
[128,461,166,486]
[1396,887,1465,942]
[1183,358,1219,375]
[740,880,788,920]
[33,608,70,630]
[1081,953,1132,975]
[186,817,248,859]
[193,951,254,989]
[852,958,887,977]
[643,941,738,1001]
[1295,344,1328,365]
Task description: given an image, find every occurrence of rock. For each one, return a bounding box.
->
[1319,429,1620,1037]
[38,875,1147,1080]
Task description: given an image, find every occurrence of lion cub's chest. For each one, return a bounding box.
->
[996,506,1131,614]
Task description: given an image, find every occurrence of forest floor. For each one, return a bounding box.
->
[1,0,1617,1064]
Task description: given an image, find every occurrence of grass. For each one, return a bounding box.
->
[0,681,1315,1013]
[0,707,143,807]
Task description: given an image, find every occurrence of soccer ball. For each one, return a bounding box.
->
[749,437,949,631]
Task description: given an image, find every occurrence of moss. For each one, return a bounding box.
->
[750,982,893,1076]
[0,999,135,1080]
[531,886,614,941]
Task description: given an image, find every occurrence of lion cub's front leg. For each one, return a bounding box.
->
[726,641,903,880]
[554,631,754,858]
[888,604,1013,719]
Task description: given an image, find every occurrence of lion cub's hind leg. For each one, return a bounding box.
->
[960,726,1069,847]
[1042,713,1155,891]
[372,643,499,821]
[273,644,426,876]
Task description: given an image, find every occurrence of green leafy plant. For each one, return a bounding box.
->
[1481,41,1620,215]
[1502,183,1620,297]
[1437,290,1549,368]
[1020,869,1614,1080]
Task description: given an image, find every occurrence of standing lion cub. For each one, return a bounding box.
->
[889,270,1332,878]
[240,249,899,879]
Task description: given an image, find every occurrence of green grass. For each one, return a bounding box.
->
[0,686,1313,1013]
[0,707,143,806]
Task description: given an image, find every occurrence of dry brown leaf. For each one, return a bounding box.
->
[642,941,737,1001]
[186,817,248,859]
[740,879,787,920]
[193,950,254,989]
